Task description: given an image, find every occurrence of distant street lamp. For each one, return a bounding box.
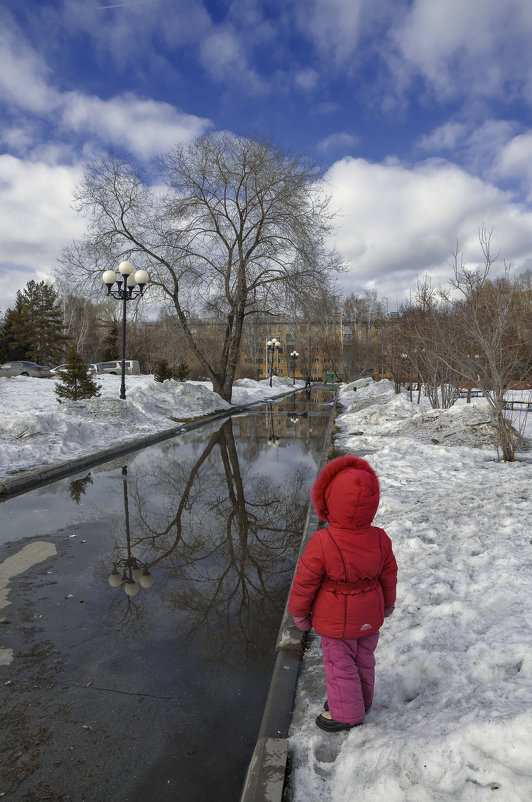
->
[290,350,299,385]
[102,261,149,400]
[108,467,154,597]
[267,339,281,387]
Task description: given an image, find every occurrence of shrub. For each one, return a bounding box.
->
[55,345,101,402]
[154,359,175,383]
[154,359,190,382]
[174,361,190,382]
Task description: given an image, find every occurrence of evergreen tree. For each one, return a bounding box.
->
[0,313,9,362]
[154,359,175,382]
[4,280,67,364]
[55,345,101,402]
[174,360,190,381]
[102,320,120,361]
[2,307,27,360]
[153,359,190,382]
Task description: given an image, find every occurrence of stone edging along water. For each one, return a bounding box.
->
[239,388,339,802]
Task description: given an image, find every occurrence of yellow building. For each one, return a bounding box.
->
[241,318,344,382]
[168,314,380,382]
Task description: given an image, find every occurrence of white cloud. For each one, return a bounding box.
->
[318,132,359,153]
[61,93,212,160]
[418,122,469,152]
[418,119,520,179]
[395,0,532,102]
[62,0,277,96]
[0,156,86,309]
[294,68,319,92]
[63,0,212,70]
[0,12,213,164]
[325,155,532,304]
[1,126,38,153]
[493,132,532,191]
[198,27,265,93]
[296,0,365,63]
[0,26,59,114]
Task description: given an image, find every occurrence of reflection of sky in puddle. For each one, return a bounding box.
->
[0,393,336,801]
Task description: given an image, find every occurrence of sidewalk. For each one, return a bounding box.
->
[276,380,532,802]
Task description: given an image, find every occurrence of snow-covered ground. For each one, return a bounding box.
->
[2,372,531,799]
[0,373,302,479]
[286,379,532,802]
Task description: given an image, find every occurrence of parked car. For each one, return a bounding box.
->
[95,360,141,375]
[0,360,52,377]
[51,363,103,376]
[88,363,103,375]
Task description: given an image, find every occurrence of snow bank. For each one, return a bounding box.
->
[287,380,532,801]
[0,373,289,479]
[126,377,230,419]
[337,379,497,448]
[231,376,304,405]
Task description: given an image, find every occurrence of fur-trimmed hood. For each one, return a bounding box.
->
[311,455,380,529]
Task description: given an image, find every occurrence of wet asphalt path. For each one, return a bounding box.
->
[0,391,336,801]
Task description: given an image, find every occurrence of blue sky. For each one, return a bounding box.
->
[3,0,532,312]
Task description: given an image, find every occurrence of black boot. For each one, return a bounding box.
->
[315,711,363,733]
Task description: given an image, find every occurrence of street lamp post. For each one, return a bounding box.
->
[266,339,281,387]
[102,261,149,400]
[290,350,299,385]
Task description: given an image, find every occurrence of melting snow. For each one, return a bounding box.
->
[0,373,300,478]
[286,379,532,802]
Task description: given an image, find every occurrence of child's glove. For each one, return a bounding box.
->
[293,615,312,631]
[384,605,395,618]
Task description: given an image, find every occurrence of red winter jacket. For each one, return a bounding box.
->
[288,455,397,639]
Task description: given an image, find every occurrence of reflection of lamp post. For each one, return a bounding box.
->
[108,467,154,597]
[266,339,281,387]
[102,261,149,400]
[267,403,278,446]
[290,350,299,385]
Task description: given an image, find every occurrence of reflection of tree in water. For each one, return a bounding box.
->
[68,473,93,503]
[231,393,332,463]
[120,419,310,665]
[105,587,145,627]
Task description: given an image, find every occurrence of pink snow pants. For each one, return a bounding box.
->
[321,632,379,724]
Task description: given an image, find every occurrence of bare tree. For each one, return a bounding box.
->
[395,279,460,408]
[59,133,340,401]
[441,228,531,460]
[55,293,109,362]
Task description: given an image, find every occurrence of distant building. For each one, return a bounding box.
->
[142,313,385,381]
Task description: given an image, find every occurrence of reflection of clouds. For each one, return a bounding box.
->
[100,392,336,647]
[104,418,312,665]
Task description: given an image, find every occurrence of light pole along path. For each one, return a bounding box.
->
[102,260,149,400]
[267,338,281,387]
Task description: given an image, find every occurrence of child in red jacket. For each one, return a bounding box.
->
[288,455,397,732]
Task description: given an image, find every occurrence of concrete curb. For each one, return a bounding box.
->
[239,390,338,802]
[0,387,299,501]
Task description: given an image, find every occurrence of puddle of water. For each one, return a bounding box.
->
[0,392,335,801]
